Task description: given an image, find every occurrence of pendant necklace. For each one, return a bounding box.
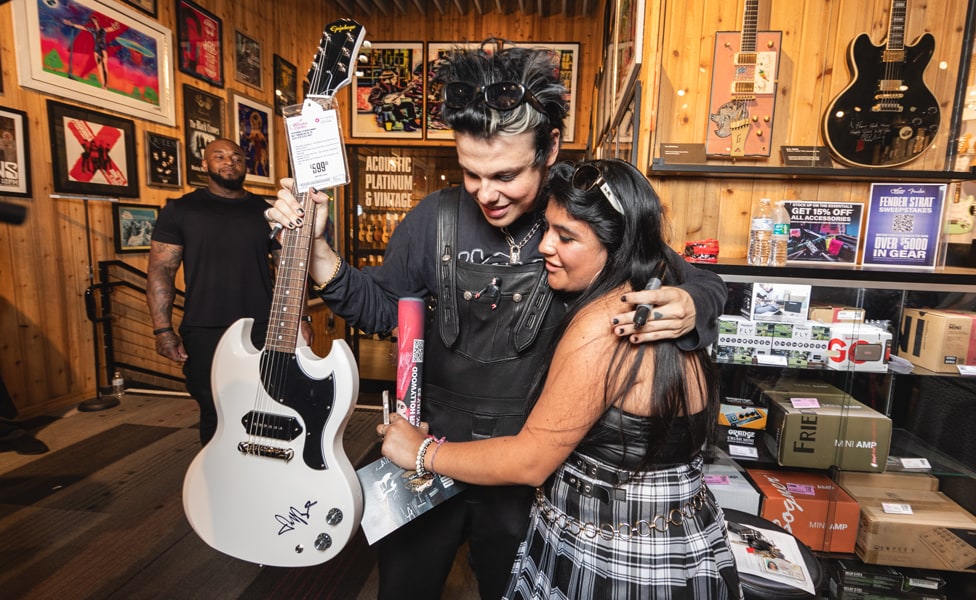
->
[501,218,543,264]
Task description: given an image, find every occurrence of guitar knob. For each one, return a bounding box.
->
[326,508,344,525]
[314,533,333,551]
[763,116,770,123]
[756,130,764,137]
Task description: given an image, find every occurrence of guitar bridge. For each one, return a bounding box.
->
[237,441,295,462]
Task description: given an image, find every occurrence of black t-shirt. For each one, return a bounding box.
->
[152,188,275,327]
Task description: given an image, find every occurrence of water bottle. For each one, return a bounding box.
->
[747,198,774,266]
[770,201,790,267]
[111,371,125,400]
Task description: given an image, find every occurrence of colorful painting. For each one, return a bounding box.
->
[47,100,139,197]
[352,42,424,139]
[231,93,274,186]
[12,0,175,126]
[177,0,223,87]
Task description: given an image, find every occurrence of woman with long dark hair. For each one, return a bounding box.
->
[381,158,741,598]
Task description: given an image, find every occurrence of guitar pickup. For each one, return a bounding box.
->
[242,410,304,441]
[735,52,757,66]
[732,81,756,94]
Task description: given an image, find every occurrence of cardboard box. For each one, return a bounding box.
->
[718,395,767,448]
[770,320,832,367]
[763,388,892,472]
[809,305,866,323]
[703,448,761,515]
[841,483,976,572]
[747,468,861,553]
[826,322,892,372]
[898,308,976,373]
[834,471,939,493]
[741,283,813,323]
[826,557,947,599]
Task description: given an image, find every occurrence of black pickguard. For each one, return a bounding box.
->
[258,350,336,470]
[823,32,940,168]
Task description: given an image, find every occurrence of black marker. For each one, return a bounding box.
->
[633,261,667,329]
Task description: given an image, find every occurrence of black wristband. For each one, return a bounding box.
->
[153,327,174,335]
[301,315,312,323]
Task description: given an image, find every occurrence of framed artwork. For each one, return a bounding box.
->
[273,54,298,116]
[145,131,182,189]
[613,0,645,121]
[113,202,158,253]
[121,0,157,17]
[425,42,483,140]
[47,100,138,197]
[352,42,424,139]
[182,84,224,187]
[177,0,223,87]
[0,106,31,198]
[426,41,580,143]
[11,0,176,126]
[234,30,263,90]
[231,93,274,186]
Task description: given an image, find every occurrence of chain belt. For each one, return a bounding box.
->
[533,485,710,540]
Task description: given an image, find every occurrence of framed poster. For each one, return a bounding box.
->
[113,202,158,253]
[273,54,298,116]
[234,30,262,90]
[0,106,31,198]
[613,0,645,122]
[122,0,157,17]
[182,84,224,187]
[145,131,182,189]
[177,0,223,87]
[47,100,138,197]
[12,0,176,126]
[231,93,274,186]
[352,42,424,139]
[862,183,947,269]
[424,42,482,140]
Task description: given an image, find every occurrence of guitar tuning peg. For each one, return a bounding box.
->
[358,54,369,64]
[355,70,364,78]
[361,40,372,51]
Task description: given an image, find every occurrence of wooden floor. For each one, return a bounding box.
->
[0,392,478,600]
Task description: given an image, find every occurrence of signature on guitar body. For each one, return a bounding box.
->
[823,0,940,168]
[705,0,780,158]
[182,18,368,568]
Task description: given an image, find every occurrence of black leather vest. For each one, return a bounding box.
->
[422,191,565,443]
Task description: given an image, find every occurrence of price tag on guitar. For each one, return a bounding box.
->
[286,99,349,191]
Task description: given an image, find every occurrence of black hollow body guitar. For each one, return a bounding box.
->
[822,0,940,168]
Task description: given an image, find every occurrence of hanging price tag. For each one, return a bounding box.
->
[286,99,349,191]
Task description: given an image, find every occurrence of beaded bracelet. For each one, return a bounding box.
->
[310,256,343,293]
[415,437,435,477]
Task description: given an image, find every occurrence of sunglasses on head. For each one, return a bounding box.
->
[443,81,548,115]
[572,164,624,215]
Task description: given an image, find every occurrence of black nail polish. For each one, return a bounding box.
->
[296,218,304,226]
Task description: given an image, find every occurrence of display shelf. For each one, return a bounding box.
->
[699,259,976,293]
[649,160,975,183]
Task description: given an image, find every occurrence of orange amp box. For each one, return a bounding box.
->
[747,468,860,553]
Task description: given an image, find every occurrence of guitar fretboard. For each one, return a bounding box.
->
[740,0,759,53]
[888,0,907,51]
[266,191,314,353]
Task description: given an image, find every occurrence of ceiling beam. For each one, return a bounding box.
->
[431,0,447,14]
[370,0,390,15]
[411,0,427,14]
[335,0,356,14]
[453,0,469,15]
[391,0,409,14]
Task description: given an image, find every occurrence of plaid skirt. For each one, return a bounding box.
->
[502,454,742,600]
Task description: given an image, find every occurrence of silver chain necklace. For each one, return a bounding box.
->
[501,218,543,264]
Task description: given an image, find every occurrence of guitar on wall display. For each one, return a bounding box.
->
[182,19,368,567]
[706,0,781,158]
[822,0,940,168]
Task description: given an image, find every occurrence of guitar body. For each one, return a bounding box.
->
[183,318,363,567]
[706,30,781,158]
[823,32,940,167]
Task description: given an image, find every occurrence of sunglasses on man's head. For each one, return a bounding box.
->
[572,164,624,215]
[443,81,547,115]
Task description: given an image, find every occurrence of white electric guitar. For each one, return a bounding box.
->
[182,19,368,567]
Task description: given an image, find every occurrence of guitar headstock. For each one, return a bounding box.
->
[305,19,367,98]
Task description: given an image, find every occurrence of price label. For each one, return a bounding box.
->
[958,365,976,376]
[285,100,348,191]
[757,354,788,366]
[882,502,914,515]
[899,457,932,470]
[791,397,821,409]
[728,444,758,459]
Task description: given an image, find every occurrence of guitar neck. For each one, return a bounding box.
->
[267,189,316,353]
[740,0,760,53]
[886,0,908,52]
